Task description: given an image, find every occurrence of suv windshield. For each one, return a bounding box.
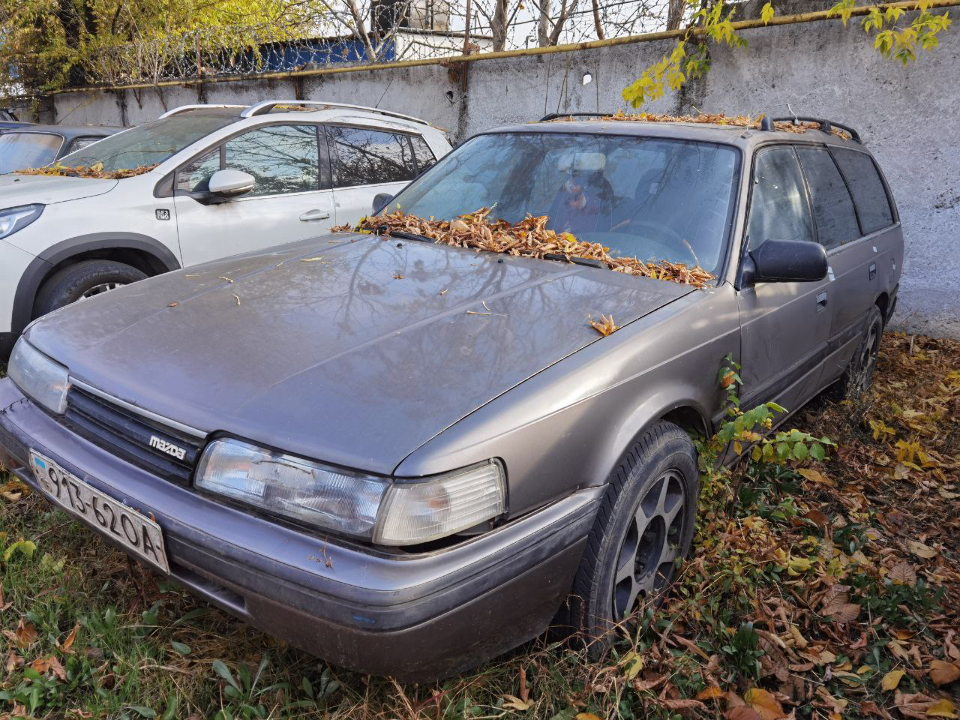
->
[387,132,740,275]
[0,132,62,173]
[59,114,238,172]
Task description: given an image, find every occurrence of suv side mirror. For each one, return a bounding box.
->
[743,240,828,285]
[207,169,255,201]
[372,192,393,214]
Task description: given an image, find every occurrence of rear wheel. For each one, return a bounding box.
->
[830,305,883,400]
[565,422,698,654]
[34,260,147,317]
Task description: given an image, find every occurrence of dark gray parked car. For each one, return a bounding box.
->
[0,115,902,681]
[0,124,122,174]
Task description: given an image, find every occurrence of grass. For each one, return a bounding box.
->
[0,332,958,719]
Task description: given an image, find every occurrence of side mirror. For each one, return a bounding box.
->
[372,192,393,214]
[743,240,828,285]
[207,169,255,201]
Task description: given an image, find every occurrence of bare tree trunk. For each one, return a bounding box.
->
[667,0,686,30]
[591,0,604,39]
[538,0,551,46]
[344,0,377,61]
[491,0,508,51]
[547,0,577,45]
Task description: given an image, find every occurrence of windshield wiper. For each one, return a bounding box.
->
[543,253,605,269]
[373,228,435,244]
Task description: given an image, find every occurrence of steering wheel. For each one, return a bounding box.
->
[622,220,701,267]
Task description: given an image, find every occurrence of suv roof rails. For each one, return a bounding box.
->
[158,104,247,119]
[240,100,428,125]
[760,115,862,144]
[539,112,614,122]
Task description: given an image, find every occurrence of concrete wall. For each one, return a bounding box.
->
[43,13,960,338]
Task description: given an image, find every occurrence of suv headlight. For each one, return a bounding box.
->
[0,205,43,240]
[8,338,70,414]
[195,439,506,546]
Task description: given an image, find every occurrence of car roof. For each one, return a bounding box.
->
[485,116,867,152]
[2,124,122,139]
[159,101,437,133]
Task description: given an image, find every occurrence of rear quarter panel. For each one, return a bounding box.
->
[395,284,741,517]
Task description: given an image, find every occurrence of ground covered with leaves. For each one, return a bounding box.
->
[0,332,957,719]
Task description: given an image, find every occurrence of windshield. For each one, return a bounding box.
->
[58,114,238,172]
[0,133,62,173]
[386,132,740,275]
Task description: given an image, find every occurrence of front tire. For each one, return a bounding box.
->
[830,305,883,400]
[566,422,698,655]
[34,260,147,317]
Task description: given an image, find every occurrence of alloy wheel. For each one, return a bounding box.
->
[611,469,688,621]
[79,282,124,301]
[853,322,881,393]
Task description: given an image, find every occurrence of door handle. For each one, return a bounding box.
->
[868,263,877,280]
[300,209,331,222]
[816,291,828,313]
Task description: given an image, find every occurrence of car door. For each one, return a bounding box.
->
[806,146,899,384]
[173,123,336,267]
[737,145,834,416]
[324,125,422,225]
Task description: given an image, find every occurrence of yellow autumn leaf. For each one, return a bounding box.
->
[620,650,644,680]
[576,715,602,720]
[929,660,960,686]
[926,699,958,718]
[744,687,786,720]
[881,669,905,691]
[503,694,531,711]
[695,685,725,700]
[761,2,775,24]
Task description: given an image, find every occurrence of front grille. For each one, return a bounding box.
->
[62,387,204,485]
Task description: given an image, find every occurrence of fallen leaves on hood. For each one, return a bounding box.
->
[343,208,715,289]
[17,161,159,179]
[589,314,619,337]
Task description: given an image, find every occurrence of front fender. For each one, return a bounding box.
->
[395,285,740,518]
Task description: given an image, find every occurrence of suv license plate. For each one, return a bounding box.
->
[29,451,170,573]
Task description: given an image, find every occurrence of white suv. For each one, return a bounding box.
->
[0,100,451,357]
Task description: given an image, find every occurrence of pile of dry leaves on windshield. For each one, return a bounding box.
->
[17,162,159,180]
[338,208,715,289]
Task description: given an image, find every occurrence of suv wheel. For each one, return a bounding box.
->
[565,421,698,654]
[830,305,883,400]
[35,260,147,317]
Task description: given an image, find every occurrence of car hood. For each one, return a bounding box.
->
[27,234,693,475]
[0,173,118,207]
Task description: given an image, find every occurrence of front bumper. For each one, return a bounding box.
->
[0,379,600,681]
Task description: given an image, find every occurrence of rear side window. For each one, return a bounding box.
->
[410,135,437,173]
[795,147,861,249]
[65,136,104,154]
[831,148,894,234]
[329,126,416,186]
[745,146,815,252]
[225,124,320,197]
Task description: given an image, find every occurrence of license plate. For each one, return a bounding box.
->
[29,451,170,573]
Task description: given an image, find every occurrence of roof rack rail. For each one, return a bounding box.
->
[539,112,613,122]
[761,115,862,144]
[240,100,428,125]
[158,104,247,119]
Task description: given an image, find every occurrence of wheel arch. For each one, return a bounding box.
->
[12,233,181,332]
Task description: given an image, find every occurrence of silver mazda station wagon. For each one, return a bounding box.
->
[0,114,902,681]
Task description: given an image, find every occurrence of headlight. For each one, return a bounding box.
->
[8,338,70,414]
[0,205,43,240]
[195,439,506,546]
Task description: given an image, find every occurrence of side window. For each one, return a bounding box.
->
[329,126,416,187]
[66,136,103,154]
[224,124,320,197]
[410,135,437,174]
[176,148,221,193]
[795,147,861,250]
[745,146,815,252]
[830,148,894,234]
